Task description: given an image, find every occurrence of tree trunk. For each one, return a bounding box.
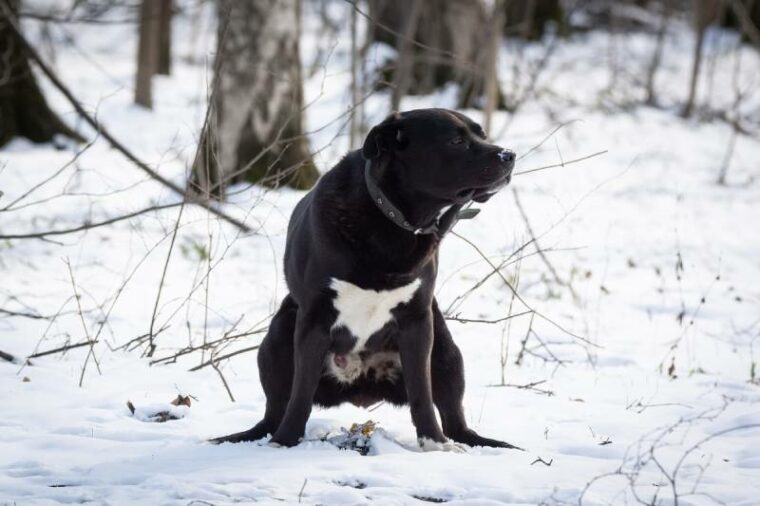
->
[192,0,318,197]
[135,0,158,108]
[349,2,361,149]
[645,0,672,105]
[370,0,503,110]
[0,0,83,147]
[156,0,172,76]
[504,0,564,40]
[389,0,423,111]
[134,0,171,107]
[483,0,506,135]
[682,0,709,118]
[723,0,760,48]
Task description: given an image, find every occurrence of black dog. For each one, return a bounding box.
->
[213,109,517,449]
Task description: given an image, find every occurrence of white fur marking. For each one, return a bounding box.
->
[330,278,421,346]
[418,437,468,453]
[327,278,420,383]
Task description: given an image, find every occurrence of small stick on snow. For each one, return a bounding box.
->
[28,340,98,359]
[531,457,553,466]
[0,350,17,363]
[298,478,308,503]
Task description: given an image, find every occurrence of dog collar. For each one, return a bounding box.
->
[364,160,480,236]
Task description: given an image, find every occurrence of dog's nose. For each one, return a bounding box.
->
[497,149,516,163]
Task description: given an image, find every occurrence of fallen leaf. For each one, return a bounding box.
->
[170,394,192,408]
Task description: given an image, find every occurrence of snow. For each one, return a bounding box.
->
[1,1,760,504]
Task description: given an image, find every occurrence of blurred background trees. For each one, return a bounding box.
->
[135,0,173,108]
[1,0,759,192]
[0,0,83,147]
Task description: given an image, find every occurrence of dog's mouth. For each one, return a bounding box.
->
[456,172,512,203]
[455,188,476,202]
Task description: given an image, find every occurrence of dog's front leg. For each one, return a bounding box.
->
[398,310,447,445]
[270,311,329,447]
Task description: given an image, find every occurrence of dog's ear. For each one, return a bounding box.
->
[361,112,407,160]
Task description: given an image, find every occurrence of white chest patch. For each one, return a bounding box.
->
[330,277,421,348]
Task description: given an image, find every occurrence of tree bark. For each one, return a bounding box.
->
[682,0,709,118]
[483,0,506,135]
[135,0,160,108]
[156,0,172,76]
[369,0,502,110]
[0,0,83,147]
[389,0,423,111]
[192,0,318,197]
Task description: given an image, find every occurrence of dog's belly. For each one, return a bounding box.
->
[327,350,403,385]
[326,277,420,383]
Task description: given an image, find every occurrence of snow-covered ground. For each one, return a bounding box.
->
[1,2,759,504]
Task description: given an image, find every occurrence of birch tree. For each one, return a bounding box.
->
[193,0,318,197]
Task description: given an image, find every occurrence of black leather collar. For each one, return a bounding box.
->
[364,159,479,236]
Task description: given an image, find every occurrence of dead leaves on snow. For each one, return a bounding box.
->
[126,394,193,423]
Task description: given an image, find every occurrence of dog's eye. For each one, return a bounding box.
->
[450,137,465,145]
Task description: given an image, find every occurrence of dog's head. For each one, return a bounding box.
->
[362,109,515,204]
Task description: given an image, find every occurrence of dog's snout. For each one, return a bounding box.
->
[497,149,516,163]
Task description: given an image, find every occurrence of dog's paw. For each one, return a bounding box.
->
[448,429,524,450]
[209,432,259,445]
[418,437,468,453]
[208,426,270,445]
[269,433,301,448]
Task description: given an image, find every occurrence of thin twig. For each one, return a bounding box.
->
[0,350,17,363]
[189,345,261,372]
[211,361,235,402]
[451,231,596,347]
[0,307,50,320]
[28,340,98,359]
[445,309,533,325]
[513,150,609,176]
[0,203,182,240]
[64,259,101,387]
[149,324,264,366]
[513,188,576,297]
[145,199,187,358]
[298,478,308,503]
[0,136,97,212]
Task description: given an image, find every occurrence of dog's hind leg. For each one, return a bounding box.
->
[210,295,298,444]
[430,299,523,450]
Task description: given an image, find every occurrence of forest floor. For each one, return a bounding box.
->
[1,2,759,505]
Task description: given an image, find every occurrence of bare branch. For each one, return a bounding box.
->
[27,340,98,359]
[513,150,609,177]
[0,3,251,233]
[0,203,182,240]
